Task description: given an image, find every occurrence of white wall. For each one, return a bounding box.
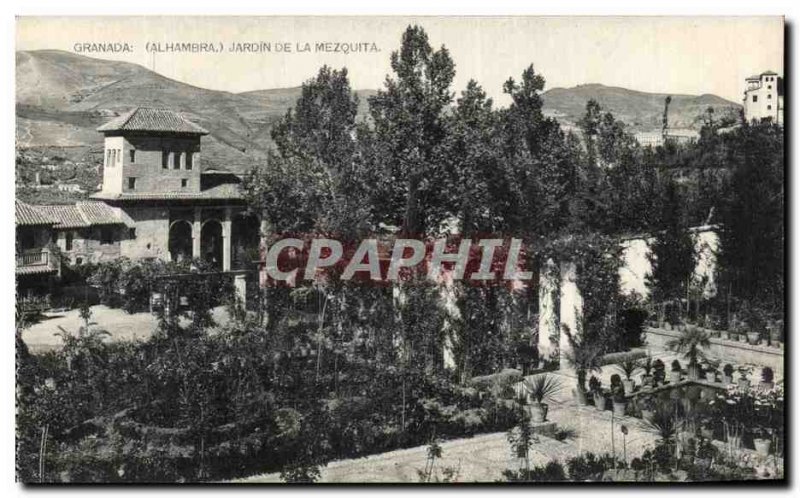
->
[619,226,719,299]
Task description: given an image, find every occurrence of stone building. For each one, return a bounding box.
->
[15,200,60,294]
[35,202,132,265]
[743,70,784,125]
[88,107,260,271]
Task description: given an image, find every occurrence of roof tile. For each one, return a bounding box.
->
[97,107,209,135]
[15,201,56,226]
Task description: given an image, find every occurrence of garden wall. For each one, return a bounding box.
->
[619,225,718,299]
[644,327,784,376]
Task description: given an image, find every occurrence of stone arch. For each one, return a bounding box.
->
[168,220,193,263]
[201,219,223,269]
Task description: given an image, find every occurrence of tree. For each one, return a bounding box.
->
[717,122,784,313]
[646,179,697,304]
[244,65,372,237]
[368,25,456,235]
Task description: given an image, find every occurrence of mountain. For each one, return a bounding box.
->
[17,50,742,177]
[541,83,741,132]
[16,50,378,175]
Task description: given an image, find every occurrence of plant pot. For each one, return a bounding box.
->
[574,388,589,405]
[612,400,627,417]
[593,392,606,411]
[738,334,748,343]
[738,378,751,391]
[727,435,742,449]
[759,381,774,391]
[753,438,771,456]
[695,457,712,469]
[622,379,635,394]
[641,409,655,423]
[687,364,700,381]
[769,327,783,345]
[528,402,549,423]
[721,331,730,340]
[722,374,733,385]
[747,332,760,345]
[670,370,682,384]
[705,371,717,383]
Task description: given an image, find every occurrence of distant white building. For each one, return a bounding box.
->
[634,128,699,148]
[57,183,85,193]
[743,70,784,125]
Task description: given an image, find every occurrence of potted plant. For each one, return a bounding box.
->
[752,427,771,456]
[695,436,717,468]
[699,418,715,440]
[722,364,734,385]
[759,367,775,391]
[639,355,655,388]
[653,359,666,386]
[737,367,751,391]
[611,385,627,417]
[615,354,640,394]
[669,359,682,384]
[523,373,563,424]
[639,394,656,422]
[738,331,748,343]
[589,375,605,411]
[563,326,603,406]
[703,360,719,383]
[768,319,783,347]
[746,329,761,345]
[667,325,711,382]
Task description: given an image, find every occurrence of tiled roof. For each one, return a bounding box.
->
[77,201,128,226]
[90,183,243,202]
[97,107,209,135]
[34,202,132,229]
[16,265,57,276]
[34,204,87,228]
[15,201,56,226]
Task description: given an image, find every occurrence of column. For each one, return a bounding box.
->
[222,207,232,272]
[234,273,247,307]
[538,258,559,364]
[559,261,583,371]
[258,217,270,288]
[192,207,201,260]
[440,279,460,371]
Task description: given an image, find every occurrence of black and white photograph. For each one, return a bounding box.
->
[11,13,787,485]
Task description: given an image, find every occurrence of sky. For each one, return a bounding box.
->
[16,16,784,105]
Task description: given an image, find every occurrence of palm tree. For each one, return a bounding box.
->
[667,325,710,379]
[562,324,603,404]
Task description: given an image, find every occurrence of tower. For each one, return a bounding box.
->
[96,107,209,196]
[743,71,783,125]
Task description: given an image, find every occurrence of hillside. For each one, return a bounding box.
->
[17,50,742,181]
[541,83,741,132]
[17,50,282,173]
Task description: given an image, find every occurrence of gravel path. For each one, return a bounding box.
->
[234,370,661,484]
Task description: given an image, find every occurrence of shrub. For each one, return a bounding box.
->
[723,363,734,376]
[761,367,774,383]
[671,359,682,372]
